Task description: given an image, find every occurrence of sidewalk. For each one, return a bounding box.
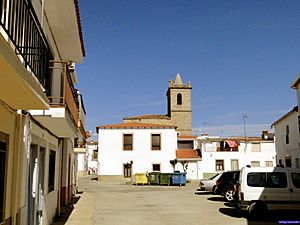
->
[51,192,96,225]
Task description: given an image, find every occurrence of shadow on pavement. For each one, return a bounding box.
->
[51,194,82,225]
[219,207,243,218]
[194,191,213,195]
[207,196,225,202]
[219,205,300,225]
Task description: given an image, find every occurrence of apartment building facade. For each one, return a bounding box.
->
[0,0,86,224]
[197,135,276,178]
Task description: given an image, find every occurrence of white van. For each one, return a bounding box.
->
[238,166,300,218]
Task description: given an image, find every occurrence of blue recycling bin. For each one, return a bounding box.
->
[171,171,186,186]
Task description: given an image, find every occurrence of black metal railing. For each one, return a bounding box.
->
[0,0,52,92]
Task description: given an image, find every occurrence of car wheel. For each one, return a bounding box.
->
[248,201,268,220]
[224,187,234,202]
[212,185,216,194]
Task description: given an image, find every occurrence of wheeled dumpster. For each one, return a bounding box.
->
[148,172,160,185]
[135,173,148,185]
[171,172,186,186]
[159,173,172,185]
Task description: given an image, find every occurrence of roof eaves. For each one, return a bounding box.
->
[291,75,300,89]
[74,0,86,57]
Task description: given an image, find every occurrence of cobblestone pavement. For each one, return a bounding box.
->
[52,176,300,225]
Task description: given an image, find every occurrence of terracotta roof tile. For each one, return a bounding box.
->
[74,0,86,57]
[176,150,201,159]
[177,135,197,139]
[124,114,171,120]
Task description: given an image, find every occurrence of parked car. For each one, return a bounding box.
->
[215,170,240,202]
[199,173,221,193]
[238,166,300,219]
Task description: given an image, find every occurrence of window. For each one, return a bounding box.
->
[251,161,260,167]
[177,93,182,105]
[152,164,161,171]
[291,173,300,188]
[298,115,300,134]
[285,156,292,168]
[265,161,273,167]
[48,150,56,192]
[216,160,224,171]
[177,140,193,149]
[92,150,98,161]
[0,136,8,223]
[286,125,289,144]
[123,163,132,178]
[296,158,300,168]
[231,159,239,171]
[251,143,261,152]
[266,172,287,188]
[247,172,266,187]
[247,172,287,188]
[151,134,161,150]
[123,134,133,151]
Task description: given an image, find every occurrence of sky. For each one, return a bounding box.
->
[76,0,300,139]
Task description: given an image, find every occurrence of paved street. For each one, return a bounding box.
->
[55,176,300,225]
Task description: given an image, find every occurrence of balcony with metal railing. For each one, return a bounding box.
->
[0,0,52,109]
[48,60,80,130]
[30,61,84,138]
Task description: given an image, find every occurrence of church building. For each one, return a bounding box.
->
[123,73,192,135]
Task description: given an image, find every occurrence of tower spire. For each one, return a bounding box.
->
[174,73,183,85]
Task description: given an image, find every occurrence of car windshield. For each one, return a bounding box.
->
[209,173,220,180]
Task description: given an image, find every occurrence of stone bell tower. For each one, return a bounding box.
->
[167,73,192,135]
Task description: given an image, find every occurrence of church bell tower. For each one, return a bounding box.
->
[167,73,192,135]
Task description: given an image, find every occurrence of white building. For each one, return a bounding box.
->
[96,123,177,181]
[198,135,276,178]
[86,141,99,175]
[272,107,300,167]
[174,135,202,180]
[271,76,300,168]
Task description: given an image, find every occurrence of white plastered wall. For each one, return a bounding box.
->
[98,128,177,176]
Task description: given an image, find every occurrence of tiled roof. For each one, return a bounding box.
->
[176,150,201,159]
[124,114,171,120]
[97,122,176,131]
[74,0,86,57]
[177,135,197,139]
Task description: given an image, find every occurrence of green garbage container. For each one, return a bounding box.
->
[160,173,172,185]
[148,172,160,185]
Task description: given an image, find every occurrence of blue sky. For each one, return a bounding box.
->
[77,0,300,138]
